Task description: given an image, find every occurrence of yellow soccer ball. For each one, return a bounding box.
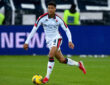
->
[32,75,43,85]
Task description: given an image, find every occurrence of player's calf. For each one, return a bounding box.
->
[58,58,67,63]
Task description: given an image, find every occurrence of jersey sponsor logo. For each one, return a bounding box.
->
[43,23,58,29]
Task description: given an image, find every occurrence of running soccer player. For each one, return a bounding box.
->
[23,1,86,84]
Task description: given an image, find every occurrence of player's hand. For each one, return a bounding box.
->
[69,42,74,49]
[23,44,28,50]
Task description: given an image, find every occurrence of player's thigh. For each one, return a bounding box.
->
[55,50,65,62]
[48,38,62,58]
[49,46,58,58]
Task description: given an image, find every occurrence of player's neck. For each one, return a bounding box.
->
[49,14,55,18]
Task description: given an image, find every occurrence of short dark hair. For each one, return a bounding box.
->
[48,1,56,7]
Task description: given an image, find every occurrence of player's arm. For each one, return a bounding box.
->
[59,19,74,49]
[23,17,42,50]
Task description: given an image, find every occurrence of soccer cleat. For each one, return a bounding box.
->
[42,77,49,84]
[79,61,86,74]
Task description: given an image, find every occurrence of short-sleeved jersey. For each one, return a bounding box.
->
[25,13,72,44]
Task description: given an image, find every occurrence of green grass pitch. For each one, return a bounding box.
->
[0,55,110,85]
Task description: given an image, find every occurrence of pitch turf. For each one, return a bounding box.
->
[0,55,110,85]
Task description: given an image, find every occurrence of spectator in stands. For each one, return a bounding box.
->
[0,13,5,25]
[64,3,80,25]
[0,0,5,25]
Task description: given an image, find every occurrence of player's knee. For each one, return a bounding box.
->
[49,47,57,58]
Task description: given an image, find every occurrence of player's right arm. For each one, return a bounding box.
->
[23,17,42,50]
[58,16,74,49]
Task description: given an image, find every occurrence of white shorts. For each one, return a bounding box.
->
[46,38,62,50]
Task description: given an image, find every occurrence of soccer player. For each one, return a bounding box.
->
[23,1,86,84]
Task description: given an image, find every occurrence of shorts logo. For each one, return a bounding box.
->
[53,39,56,45]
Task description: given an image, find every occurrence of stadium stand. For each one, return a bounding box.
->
[0,0,110,25]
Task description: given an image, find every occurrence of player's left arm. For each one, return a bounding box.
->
[59,19,74,49]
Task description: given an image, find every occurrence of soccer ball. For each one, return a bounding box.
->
[32,75,43,85]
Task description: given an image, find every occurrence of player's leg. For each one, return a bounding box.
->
[55,50,79,66]
[46,46,57,79]
[42,46,57,83]
[55,50,86,74]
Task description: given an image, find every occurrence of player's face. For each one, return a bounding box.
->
[48,5,56,15]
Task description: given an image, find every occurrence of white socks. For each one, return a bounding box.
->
[45,58,79,79]
[46,59,55,79]
[67,58,79,66]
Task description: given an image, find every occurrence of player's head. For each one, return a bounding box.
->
[48,1,56,15]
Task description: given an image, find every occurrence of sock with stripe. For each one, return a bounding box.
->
[46,57,55,79]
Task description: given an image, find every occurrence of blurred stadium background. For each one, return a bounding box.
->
[0,0,110,85]
[0,0,110,25]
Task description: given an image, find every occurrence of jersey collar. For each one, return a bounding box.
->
[48,14,56,19]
